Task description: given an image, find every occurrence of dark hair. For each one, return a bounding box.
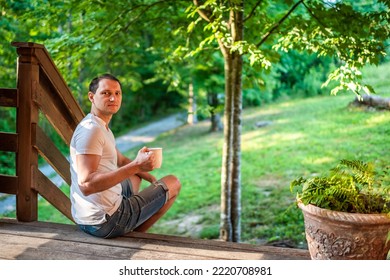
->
[89,73,122,94]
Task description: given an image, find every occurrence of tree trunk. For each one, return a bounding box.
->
[230,52,243,242]
[220,52,233,241]
[210,113,223,132]
[219,1,244,242]
[208,92,223,132]
[230,1,244,243]
[187,81,198,124]
[350,94,390,110]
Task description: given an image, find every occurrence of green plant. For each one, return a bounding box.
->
[290,159,390,214]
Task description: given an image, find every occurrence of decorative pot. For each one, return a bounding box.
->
[298,202,390,260]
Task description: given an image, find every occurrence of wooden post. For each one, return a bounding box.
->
[14,43,40,221]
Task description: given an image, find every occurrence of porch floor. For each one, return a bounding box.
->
[0,218,310,260]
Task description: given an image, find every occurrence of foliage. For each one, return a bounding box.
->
[0,107,16,175]
[272,51,337,99]
[2,0,390,244]
[274,0,390,97]
[2,0,389,125]
[187,0,390,98]
[0,0,189,134]
[290,159,390,214]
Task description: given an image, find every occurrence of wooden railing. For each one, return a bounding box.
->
[0,42,85,222]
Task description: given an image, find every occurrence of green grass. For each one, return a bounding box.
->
[3,62,390,248]
[143,92,390,248]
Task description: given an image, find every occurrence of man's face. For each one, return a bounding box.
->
[89,78,122,116]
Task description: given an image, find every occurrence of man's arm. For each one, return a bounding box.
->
[116,148,157,183]
[77,147,154,196]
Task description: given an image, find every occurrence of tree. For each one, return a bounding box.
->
[187,0,390,242]
[2,0,389,243]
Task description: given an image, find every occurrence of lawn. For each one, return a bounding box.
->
[3,62,390,249]
[141,62,390,247]
[144,90,390,248]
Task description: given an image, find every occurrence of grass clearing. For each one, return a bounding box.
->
[141,92,390,248]
[3,63,390,249]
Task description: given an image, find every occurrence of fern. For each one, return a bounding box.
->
[290,159,390,214]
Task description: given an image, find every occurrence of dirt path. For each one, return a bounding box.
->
[115,113,186,152]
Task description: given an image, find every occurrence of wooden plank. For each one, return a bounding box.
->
[125,231,310,258]
[11,41,44,50]
[33,167,73,222]
[0,132,18,152]
[0,234,214,260]
[12,41,85,145]
[0,221,254,259]
[0,175,17,194]
[34,47,85,123]
[0,237,104,260]
[34,83,75,145]
[0,220,219,260]
[0,219,310,260]
[33,125,70,185]
[0,88,17,107]
[12,42,84,124]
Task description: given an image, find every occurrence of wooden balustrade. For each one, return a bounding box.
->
[0,42,85,223]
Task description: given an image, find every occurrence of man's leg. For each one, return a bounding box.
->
[134,175,181,232]
[129,174,142,194]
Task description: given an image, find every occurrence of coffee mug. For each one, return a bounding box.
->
[148,147,163,168]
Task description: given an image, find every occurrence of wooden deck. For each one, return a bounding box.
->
[0,218,310,260]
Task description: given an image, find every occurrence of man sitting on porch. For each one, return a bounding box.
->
[69,73,181,238]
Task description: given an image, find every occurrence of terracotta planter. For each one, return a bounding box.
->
[298,202,390,260]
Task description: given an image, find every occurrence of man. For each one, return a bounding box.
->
[70,73,181,238]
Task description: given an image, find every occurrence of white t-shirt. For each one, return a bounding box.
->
[70,113,122,225]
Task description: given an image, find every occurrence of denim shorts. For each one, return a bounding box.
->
[78,179,168,238]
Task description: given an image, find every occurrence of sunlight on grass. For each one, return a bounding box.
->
[242,131,304,150]
[243,108,283,119]
[306,157,334,165]
[17,62,390,249]
[366,113,390,127]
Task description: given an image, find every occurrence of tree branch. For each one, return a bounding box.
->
[244,0,263,22]
[256,0,304,48]
[301,1,328,32]
[193,0,212,22]
[193,0,229,58]
[99,0,186,36]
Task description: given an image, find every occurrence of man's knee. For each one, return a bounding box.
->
[160,175,181,197]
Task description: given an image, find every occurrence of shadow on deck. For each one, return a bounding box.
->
[0,218,310,260]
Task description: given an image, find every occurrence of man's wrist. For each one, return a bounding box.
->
[125,160,141,175]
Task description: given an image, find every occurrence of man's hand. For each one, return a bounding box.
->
[133,146,155,172]
[137,172,157,184]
